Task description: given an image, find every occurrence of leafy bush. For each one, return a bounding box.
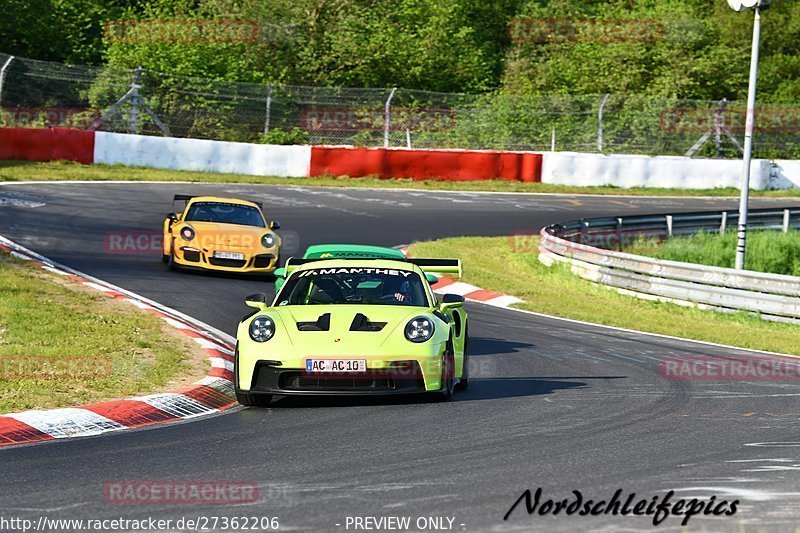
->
[258,127,309,145]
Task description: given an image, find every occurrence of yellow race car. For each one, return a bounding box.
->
[162,195,282,274]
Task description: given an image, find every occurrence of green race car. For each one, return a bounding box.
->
[234,245,469,406]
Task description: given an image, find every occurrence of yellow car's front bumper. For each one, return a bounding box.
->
[172,245,279,273]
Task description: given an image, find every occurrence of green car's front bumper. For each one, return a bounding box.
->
[235,347,449,396]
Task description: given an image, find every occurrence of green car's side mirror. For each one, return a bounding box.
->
[439,293,465,310]
[245,292,269,309]
[425,273,439,284]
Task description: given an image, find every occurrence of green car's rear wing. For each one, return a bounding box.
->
[273,244,461,293]
[405,258,462,278]
[282,256,462,277]
[302,244,407,260]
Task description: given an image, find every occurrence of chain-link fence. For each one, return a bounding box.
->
[1,52,798,159]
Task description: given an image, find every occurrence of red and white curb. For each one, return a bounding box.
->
[0,235,237,447]
[398,246,522,308]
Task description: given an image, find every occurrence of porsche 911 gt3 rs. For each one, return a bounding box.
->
[162,195,282,274]
[235,248,469,406]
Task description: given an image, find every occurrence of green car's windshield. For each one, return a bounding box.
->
[184,202,265,227]
[276,267,428,307]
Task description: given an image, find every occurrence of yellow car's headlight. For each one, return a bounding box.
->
[261,233,276,248]
[179,226,195,241]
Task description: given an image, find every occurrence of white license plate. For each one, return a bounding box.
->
[213,251,245,260]
[305,359,367,373]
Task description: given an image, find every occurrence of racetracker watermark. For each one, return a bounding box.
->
[510,17,664,43]
[301,356,496,381]
[104,19,293,44]
[0,108,102,129]
[104,230,300,256]
[661,107,800,133]
[504,488,737,527]
[0,356,111,380]
[509,229,664,253]
[301,108,456,132]
[660,355,800,381]
[0,516,280,532]
[103,480,260,505]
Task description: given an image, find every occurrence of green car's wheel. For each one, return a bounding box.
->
[455,327,469,391]
[437,349,455,401]
[236,392,272,407]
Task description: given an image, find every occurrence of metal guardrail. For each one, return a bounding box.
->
[539,207,800,324]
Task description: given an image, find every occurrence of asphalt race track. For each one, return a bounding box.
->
[2,181,800,532]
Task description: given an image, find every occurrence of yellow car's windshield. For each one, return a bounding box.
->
[185,202,265,227]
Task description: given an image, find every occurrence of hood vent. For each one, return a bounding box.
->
[350,313,387,332]
[297,313,331,331]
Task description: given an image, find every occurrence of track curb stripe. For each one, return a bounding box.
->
[430,276,522,307]
[0,235,238,448]
[397,246,522,308]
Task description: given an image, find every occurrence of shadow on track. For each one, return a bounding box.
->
[453,376,624,401]
[255,376,625,409]
[468,337,535,356]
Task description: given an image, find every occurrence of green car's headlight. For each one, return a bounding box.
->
[405,316,434,343]
[249,315,275,342]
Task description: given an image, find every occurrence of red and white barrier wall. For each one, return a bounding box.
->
[540,152,775,190]
[0,127,94,164]
[94,131,311,178]
[772,160,800,189]
[310,146,542,182]
[1,127,799,189]
[0,127,541,183]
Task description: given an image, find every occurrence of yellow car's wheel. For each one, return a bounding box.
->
[168,253,180,272]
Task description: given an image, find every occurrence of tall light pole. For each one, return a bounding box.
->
[728,0,769,270]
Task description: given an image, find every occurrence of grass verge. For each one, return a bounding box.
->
[0,251,209,413]
[409,236,799,356]
[624,230,800,277]
[2,160,800,197]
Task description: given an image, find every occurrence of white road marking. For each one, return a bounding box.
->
[0,196,45,208]
[6,408,124,438]
[135,393,216,419]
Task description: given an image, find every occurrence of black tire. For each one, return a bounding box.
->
[455,328,469,391]
[435,349,455,401]
[168,252,179,272]
[161,253,169,264]
[236,392,273,407]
